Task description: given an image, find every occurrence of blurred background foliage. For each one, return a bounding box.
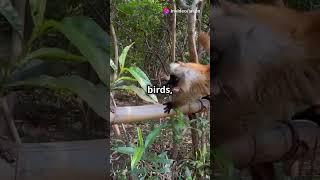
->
[0,0,109,142]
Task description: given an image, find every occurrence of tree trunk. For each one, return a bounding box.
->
[197,0,205,56]
[187,9,199,63]
[169,0,176,62]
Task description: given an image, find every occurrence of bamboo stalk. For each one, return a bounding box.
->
[110,99,210,124]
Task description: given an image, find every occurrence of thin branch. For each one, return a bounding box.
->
[111,23,119,81]
[110,92,121,136]
[197,0,205,55]
[187,2,199,63]
[143,32,168,74]
[169,0,177,63]
[110,92,131,144]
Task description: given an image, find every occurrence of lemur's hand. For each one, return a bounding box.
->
[163,102,173,114]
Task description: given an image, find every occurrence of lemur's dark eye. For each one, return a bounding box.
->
[165,74,180,88]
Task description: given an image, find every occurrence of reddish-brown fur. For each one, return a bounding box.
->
[164,31,210,113]
[179,62,210,79]
[220,1,320,54]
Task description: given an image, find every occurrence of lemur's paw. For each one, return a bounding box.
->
[197,99,208,112]
[163,102,173,114]
[201,95,210,101]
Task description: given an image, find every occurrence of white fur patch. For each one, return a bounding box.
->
[169,63,206,92]
[169,63,185,78]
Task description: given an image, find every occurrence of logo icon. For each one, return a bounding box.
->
[162,7,170,15]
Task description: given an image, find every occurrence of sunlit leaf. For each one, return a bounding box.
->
[127,66,158,103]
[110,59,117,72]
[131,146,144,170]
[144,124,166,149]
[114,85,156,103]
[119,43,134,73]
[112,147,135,155]
[137,127,144,147]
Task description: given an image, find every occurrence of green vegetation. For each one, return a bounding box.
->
[111,43,158,103]
[0,0,108,120]
[110,0,210,178]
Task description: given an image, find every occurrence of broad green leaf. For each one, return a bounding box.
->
[111,76,137,88]
[129,66,149,82]
[110,59,117,72]
[114,85,156,103]
[11,61,69,81]
[144,125,166,149]
[22,48,86,64]
[127,66,158,103]
[127,66,149,90]
[119,43,134,74]
[0,0,23,36]
[112,147,135,155]
[111,77,135,90]
[51,17,109,84]
[29,0,47,26]
[131,146,144,170]
[110,80,125,90]
[7,75,107,120]
[114,76,137,83]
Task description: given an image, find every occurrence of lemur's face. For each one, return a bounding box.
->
[165,62,188,93]
[166,74,179,87]
[165,74,182,93]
